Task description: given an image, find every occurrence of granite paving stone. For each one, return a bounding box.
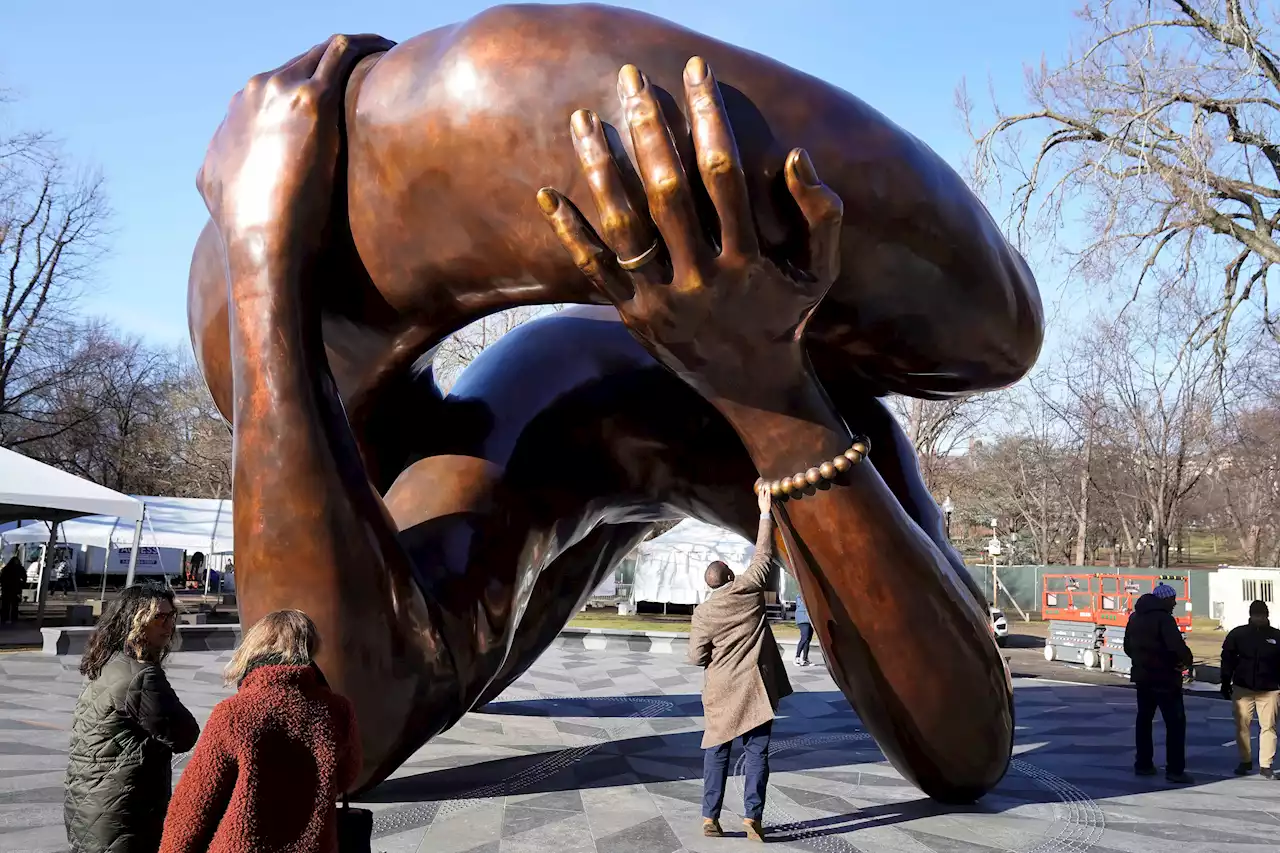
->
[0,644,1270,852]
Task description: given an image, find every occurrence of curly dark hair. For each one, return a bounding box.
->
[79,583,177,680]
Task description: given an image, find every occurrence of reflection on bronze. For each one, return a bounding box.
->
[188,5,1041,804]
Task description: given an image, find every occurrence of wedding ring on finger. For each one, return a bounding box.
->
[617,240,661,271]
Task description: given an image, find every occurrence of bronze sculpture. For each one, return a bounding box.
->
[188,4,1041,804]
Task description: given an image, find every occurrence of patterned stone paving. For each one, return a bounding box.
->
[0,647,1276,853]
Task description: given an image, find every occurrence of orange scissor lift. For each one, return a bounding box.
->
[1041,573,1191,673]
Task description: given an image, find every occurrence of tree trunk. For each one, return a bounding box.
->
[1154,523,1169,570]
[1040,464,1050,567]
[1073,424,1093,566]
[1118,514,1138,568]
[1073,469,1089,566]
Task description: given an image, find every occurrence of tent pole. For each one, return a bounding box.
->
[124,513,144,588]
[103,511,122,599]
[35,522,58,630]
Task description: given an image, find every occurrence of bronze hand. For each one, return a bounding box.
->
[198,34,394,258]
[538,58,842,405]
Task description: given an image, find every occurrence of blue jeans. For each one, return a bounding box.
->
[796,622,813,661]
[702,719,772,821]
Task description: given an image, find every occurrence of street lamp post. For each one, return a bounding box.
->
[986,518,1002,609]
[941,496,954,541]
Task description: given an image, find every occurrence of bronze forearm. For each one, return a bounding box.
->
[715,384,1012,802]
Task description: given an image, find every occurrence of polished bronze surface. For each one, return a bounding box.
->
[188,4,1040,803]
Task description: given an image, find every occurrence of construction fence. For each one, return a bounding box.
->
[962,564,1215,621]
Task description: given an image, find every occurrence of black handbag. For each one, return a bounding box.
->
[337,795,373,853]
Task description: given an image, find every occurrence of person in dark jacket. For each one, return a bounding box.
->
[159,609,361,853]
[1221,600,1280,778]
[1,555,25,624]
[65,583,200,853]
[1123,583,1194,783]
[793,591,813,666]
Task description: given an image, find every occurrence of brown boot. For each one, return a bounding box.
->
[743,818,765,842]
[702,818,723,837]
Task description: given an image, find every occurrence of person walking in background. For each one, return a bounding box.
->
[1221,600,1280,779]
[0,555,24,624]
[1123,582,1194,784]
[159,609,361,853]
[64,584,199,853]
[793,590,813,666]
[689,487,792,842]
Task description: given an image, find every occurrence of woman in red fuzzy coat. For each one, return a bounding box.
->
[159,610,361,853]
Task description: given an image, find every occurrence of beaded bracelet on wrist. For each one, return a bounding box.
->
[754,438,870,500]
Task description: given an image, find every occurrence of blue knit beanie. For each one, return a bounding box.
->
[1153,583,1177,600]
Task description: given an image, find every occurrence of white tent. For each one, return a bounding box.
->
[632,519,755,605]
[0,448,143,524]
[1,496,233,586]
[0,449,149,620]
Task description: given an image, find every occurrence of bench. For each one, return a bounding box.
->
[42,623,243,656]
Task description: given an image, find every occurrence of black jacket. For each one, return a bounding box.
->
[0,557,24,594]
[1221,619,1280,693]
[64,654,200,853]
[1123,594,1193,688]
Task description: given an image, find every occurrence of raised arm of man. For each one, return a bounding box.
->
[738,487,776,594]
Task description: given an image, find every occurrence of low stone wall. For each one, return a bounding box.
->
[41,623,242,656]
[40,622,822,660]
[552,626,823,660]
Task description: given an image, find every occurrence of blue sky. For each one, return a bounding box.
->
[2,0,1079,347]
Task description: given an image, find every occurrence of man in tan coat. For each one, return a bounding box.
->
[689,488,793,841]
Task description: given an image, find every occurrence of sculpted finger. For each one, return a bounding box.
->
[270,43,329,85]
[619,64,705,279]
[536,188,633,306]
[570,109,663,283]
[785,149,844,285]
[683,57,757,261]
[312,34,397,91]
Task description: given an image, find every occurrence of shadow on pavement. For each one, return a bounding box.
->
[366,685,1217,814]
[998,634,1045,650]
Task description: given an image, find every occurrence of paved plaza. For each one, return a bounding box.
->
[0,646,1276,853]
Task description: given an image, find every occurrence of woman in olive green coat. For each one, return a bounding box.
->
[64,584,200,853]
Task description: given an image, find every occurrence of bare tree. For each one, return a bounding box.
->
[0,104,108,447]
[159,354,232,499]
[27,329,175,494]
[962,0,1280,359]
[1031,337,1113,565]
[1199,339,1280,565]
[1092,293,1221,568]
[19,332,233,499]
[967,385,1078,565]
[891,393,1003,494]
[433,306,553,392]
[1210,404,1280,564]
